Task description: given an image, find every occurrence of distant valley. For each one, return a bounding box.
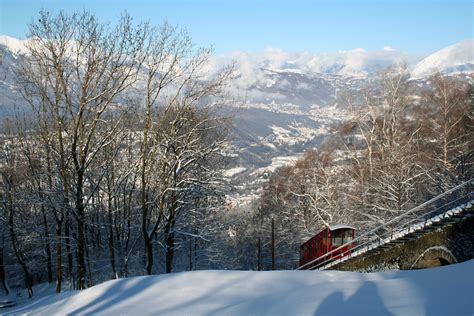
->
[1,36,473,208]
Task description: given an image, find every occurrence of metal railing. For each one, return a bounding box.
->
[297,179,473,270]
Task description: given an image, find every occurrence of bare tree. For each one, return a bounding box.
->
[0,122,34,298]
[138,23,233,274]
[421,73,473,187]
[16,10,147,289]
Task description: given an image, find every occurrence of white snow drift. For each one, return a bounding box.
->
[3,260,473,315]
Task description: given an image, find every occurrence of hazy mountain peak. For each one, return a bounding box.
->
[0,35,28,55]
[411,39,474,78]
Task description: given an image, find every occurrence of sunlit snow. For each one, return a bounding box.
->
[3,260,473,315]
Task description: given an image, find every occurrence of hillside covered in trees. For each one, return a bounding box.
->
[248,71,473,270]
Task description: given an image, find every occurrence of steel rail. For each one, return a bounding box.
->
[297,179,473,270]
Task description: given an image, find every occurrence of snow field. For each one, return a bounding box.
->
[4,260,473,315]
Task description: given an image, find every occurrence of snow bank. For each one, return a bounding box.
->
[4,260,473,315]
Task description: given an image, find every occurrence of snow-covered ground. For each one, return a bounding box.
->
[249,154,301,177]
[223,167,247,178]
[2,260,473,315]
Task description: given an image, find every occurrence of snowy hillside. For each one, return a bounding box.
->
[3,260,473,315]
[0,36,31,116]
[411,39,474,78]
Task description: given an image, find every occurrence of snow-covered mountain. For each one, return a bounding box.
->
[411,39,474,78]
[0,36,30,116]
[213,46,416,81]
[2,35,473,78]
[0,35,29,55]
[2,35,473,83]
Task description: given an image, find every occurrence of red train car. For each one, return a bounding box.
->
[299,225,355,268]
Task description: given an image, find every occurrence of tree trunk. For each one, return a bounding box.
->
[0,231,9,295]
[55,220,62,293]
[144,234,153,275]
[165,232,175,273]
[165,202,177,274]
[76,170,87,290]
[271,217,275,271]
[257,236,262,271]
[41,206,53,283]
[188,238,192,271]
[7,189,33,298]
[65,215,73,280]
[85,232,92,287]
[107,192,117,279]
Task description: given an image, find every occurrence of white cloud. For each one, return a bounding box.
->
[208,46,420,92]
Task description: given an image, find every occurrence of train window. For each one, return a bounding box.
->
[343,230,353,244]
[332,231,344,246]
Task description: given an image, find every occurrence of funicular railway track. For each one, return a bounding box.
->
[297,179,474,271]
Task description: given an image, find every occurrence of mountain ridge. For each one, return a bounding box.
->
[2,35,473,79]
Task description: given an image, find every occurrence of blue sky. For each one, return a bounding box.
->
[0,0,472,54]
